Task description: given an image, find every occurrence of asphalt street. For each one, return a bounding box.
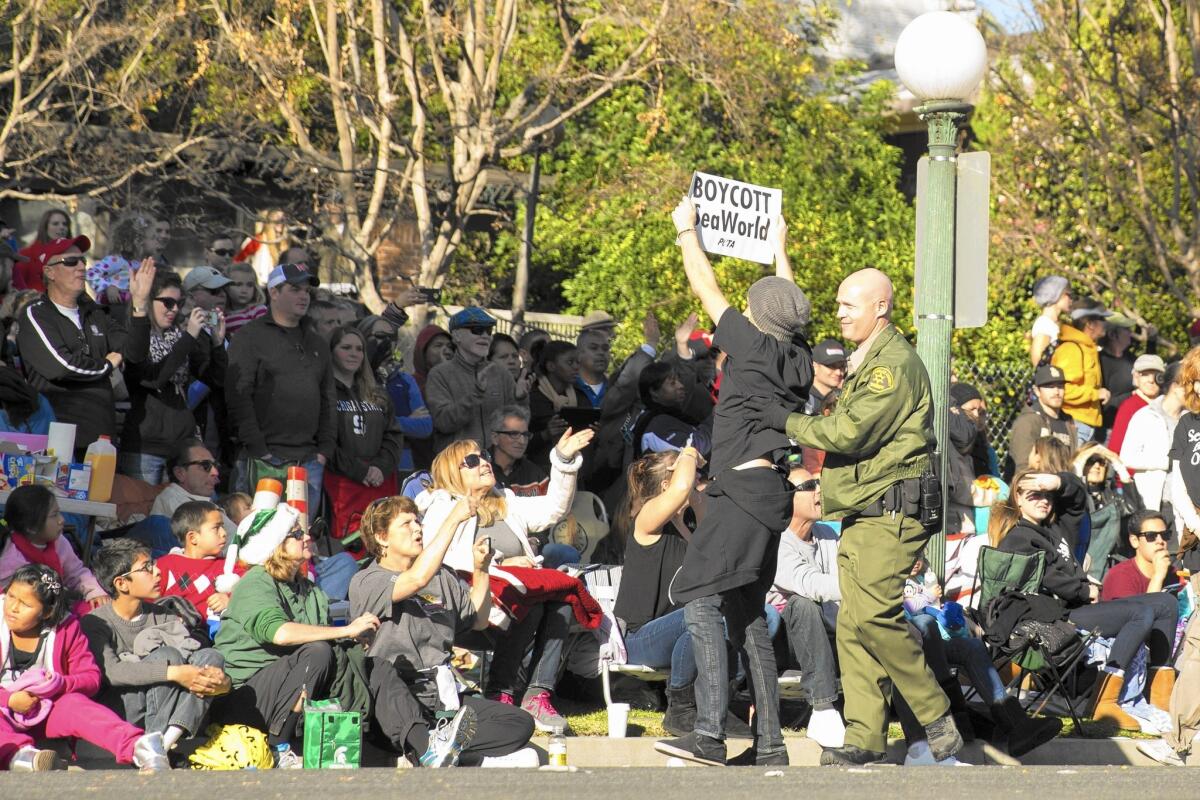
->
[0,765,1192,800]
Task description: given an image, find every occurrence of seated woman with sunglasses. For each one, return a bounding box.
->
[994,468,1178,733]
[119,271,227,484]
[213,502,381,767]
[418,427,593,733]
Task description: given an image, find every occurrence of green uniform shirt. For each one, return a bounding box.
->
[214,565,331,686]
[785,324,935,518]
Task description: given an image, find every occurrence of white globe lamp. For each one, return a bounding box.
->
[894,11,988,103]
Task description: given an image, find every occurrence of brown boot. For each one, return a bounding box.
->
[1148,667,1176,712]
[1091,671,1139,729]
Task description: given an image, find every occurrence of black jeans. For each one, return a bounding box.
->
[400,693,535,765]
[686,585,784,757]
[1068,592,1178,671]
[780,596,839,706]
[488,602,572,696]
[215,641,336,738]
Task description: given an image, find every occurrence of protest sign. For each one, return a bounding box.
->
[688,172,782,264]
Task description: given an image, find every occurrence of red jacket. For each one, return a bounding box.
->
[0,613,100,707]
[486,566,603,630]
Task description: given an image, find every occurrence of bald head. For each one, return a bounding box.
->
[836,268,894,345]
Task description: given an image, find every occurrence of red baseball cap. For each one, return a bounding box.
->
[38,236,92,266]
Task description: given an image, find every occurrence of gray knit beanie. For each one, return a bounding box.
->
[1032,275,1069,307]
[746,277,811,343]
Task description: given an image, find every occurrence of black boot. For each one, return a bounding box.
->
[663,685,697,738]
[991,697,1062,758]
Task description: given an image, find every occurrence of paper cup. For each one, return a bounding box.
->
[607,702,629,738]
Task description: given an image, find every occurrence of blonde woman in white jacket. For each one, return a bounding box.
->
[417,427,593,732]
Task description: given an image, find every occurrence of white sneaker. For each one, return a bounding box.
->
[273,744,304,769]
[480,746,541,768]
[1137,739,1185,766]
[419,706,478,768]
[904,740,971,767]
[806,707,846,749]
[133,732,171,772]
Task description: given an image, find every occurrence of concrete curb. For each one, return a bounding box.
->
[531,734,1193,767]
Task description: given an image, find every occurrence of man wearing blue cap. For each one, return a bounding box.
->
[425,307,520,451]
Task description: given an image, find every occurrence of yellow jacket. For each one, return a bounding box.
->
[1051,324,1102,428]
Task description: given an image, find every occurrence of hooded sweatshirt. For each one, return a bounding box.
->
[411,325,450,396]
[1051,324,1103,428]
[330,379,403,483]
[996,471,1092,608]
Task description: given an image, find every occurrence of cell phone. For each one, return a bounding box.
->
[480,536,491,551]
[418,287,442,303]
[207,310,220,328]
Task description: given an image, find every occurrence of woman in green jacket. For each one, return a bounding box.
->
[214,503,380,768]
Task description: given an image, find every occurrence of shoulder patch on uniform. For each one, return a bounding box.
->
[866,366,895,394]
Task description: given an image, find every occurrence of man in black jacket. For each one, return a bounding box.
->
[18,236,154,458]
[225,262,332,517]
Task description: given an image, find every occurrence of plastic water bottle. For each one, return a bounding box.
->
[548,725,567,767]
[83,435,117,502]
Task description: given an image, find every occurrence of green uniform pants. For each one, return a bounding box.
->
[837,511,950,752]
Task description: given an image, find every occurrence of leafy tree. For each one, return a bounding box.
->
[510,4,915,358]
[969,0,1200,362]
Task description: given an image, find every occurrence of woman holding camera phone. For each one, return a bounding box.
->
[119,270,227,484]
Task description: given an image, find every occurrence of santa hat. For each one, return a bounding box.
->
[215,503,301,593]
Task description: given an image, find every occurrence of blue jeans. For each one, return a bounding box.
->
[489,601,572,696]
[685,588,784,756]
[314,552,359,602]
[911,613,1005,705]
[623,608,696,689]
[118,452,168,485]
[540,543,580,570]
[1075,421,1095,447]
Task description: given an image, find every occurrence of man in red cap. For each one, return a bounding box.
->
[18,237,155,458]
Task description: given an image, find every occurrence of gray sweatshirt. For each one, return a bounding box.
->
[769,522,841,627]
[81,602,199,687]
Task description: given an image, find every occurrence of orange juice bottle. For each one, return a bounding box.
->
[84,435,117,502]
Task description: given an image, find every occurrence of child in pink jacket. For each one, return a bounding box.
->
[0,485,108,613]
[0,564,169,770]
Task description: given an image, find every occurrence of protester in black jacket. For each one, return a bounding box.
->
[324,326,402,544]
[119,271,227,484]
[17,236,154,457]
[996,469,1178,732]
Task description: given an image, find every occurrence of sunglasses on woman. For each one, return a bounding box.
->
[460,451,492,469]
[155,296,181,311]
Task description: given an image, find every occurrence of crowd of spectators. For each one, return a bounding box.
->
[0,208,1197,773]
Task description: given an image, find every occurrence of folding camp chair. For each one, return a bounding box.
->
[972,546,1096,733]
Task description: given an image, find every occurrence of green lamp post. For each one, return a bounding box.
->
[895,11,989,581]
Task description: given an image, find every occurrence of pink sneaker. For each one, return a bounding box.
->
[491,691,515,706]
[521,690,569,733]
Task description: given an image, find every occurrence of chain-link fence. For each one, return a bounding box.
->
[954,360,1035,466]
